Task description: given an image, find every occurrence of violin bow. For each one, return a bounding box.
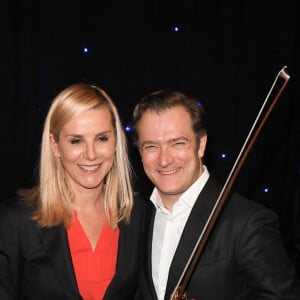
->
[171,66,291,300]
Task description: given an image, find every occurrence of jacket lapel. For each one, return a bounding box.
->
[145,202,158,299]
[37,225,82,300]
[137,200,158,300]
[165,177,221,299]
[103,220,129,298]
[104,197,145,299]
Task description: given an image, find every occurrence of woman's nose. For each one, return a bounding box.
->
[84,143,96,160]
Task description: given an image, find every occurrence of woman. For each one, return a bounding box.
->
[0,83,143,299]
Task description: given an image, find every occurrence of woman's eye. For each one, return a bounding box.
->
[98,136,109,142]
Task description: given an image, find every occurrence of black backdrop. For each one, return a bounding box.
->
[1,1,300,272]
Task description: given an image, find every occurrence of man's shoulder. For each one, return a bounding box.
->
[204,176,277,220]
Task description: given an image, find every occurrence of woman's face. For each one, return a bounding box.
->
[50,107,116,194]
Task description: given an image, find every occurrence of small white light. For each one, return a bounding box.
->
[83,47,88,53]
[263,187,269,193]
[174,26,179,32]
[125,125,132,132]
[221,153,227,159]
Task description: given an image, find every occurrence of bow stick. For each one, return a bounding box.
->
[171,66,291,300]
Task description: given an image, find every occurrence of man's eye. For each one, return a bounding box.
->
[70,139,81,144]
[143,145,157,152]
[173,141,186,147]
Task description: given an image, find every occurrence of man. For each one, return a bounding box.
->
[132,90,300,300]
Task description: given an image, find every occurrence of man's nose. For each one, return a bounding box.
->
[157,147,173,166]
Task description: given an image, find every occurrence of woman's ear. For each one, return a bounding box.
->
[50,134,61,157]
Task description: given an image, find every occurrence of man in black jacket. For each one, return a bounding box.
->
[132,89,300,300]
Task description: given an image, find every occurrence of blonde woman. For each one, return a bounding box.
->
[0,83,144,300]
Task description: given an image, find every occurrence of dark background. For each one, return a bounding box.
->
[1,1,300,273]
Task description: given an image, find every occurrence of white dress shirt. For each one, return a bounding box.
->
[150,166,210,300]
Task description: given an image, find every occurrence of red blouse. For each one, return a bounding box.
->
[67,212,119,300]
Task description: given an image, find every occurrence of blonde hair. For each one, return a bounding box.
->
[21,83,133,229]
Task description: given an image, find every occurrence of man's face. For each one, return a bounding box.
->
[137,105,207,208]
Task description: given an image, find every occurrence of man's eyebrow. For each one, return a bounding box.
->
[168,137,189,143]
[140,137,189,147]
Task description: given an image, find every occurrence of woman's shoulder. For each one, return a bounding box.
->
[0,196,34,225]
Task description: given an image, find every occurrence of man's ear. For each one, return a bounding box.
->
[50,134,60,157]
[198,134,207,159]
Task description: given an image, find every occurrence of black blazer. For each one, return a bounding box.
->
[0,196,144,300]
[138,177,300,300]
